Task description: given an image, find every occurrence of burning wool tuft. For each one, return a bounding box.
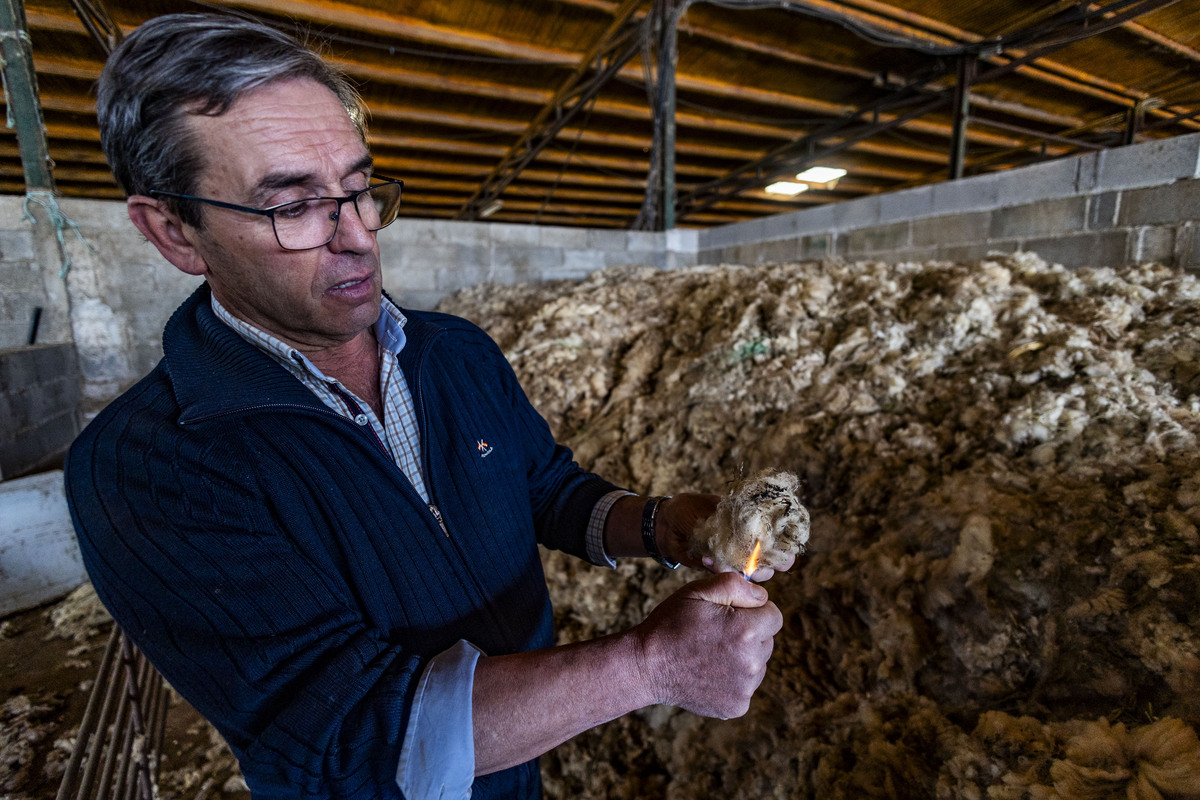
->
[692,468,809,574]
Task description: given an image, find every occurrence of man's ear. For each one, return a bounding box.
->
[127,195,209,277]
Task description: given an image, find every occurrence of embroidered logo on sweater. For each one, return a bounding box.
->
[476,439,494,458]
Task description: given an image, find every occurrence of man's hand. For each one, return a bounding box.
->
[632,572,783,719]
[658,494,796,580]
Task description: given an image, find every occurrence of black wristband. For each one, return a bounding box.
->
[641,496,679,569]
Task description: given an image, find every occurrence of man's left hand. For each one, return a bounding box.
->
[657,494,795,581]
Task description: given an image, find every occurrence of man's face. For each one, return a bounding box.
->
[182,78,382,354]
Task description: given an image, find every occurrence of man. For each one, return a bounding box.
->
[65,13,787,800]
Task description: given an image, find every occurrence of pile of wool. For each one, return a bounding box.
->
[437,253,1200,800]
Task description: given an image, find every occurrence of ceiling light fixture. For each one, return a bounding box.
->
[765,181,809,196]
[795,166,847,185]
[479,199,504,218]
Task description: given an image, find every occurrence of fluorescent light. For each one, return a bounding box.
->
[796,166,847,183]
[479,199,504,218]
[765,181,808,196]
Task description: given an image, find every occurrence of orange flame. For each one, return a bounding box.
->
[742,540,763,580]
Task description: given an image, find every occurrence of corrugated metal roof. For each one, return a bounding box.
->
[7,0,1200,227]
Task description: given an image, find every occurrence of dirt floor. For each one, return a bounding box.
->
[0,587,249,800]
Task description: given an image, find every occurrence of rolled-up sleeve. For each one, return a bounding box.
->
[396,640,484,800]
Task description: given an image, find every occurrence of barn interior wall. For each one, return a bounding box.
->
[2,130,1199,613]
[698,131,1200,270]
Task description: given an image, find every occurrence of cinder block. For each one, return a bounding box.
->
[932,172,1000,215]
[2,263,43,295]
[1087,191,1121,230]
[539,226,589,248]
[626,230,660,252]
[913,211,991,246]
[728,243,762,265]
[586,228,629,251]
[383,245,450,292]
[0,388,28,435]
[879,185,934,223]
[0,415,69,480]
[1021,231,1131,269]
[436,264,489,291]
[755,238,801,264]
[937,242,1002,263]
[727,217,770,248]
[665,227,698,254]
[844,221,911,255]
[438,220,492,246]
[833,194,881,230]
[1097,131,1200,191]
[886,247,939,264]
[34,412,79,461]
[1073,151,1102,195]
[995,156,1087,207]
[991,197,1087,240]
[604,249,657,268]
[541,266,595,281]
[1134,226,1177,264]
[799,234,831,260]
[0,322,26,352]
[787,203,838,236]
[31,343,74,385]
[562,249,607,271]
[0,228,36,262]
[699,221,741,250]
[491,246,562,278]
[1118,180,1200,227]
[1174,224,1199,272]
[0,348,37,393]
[393,218,491,247]
[758,211,801,241]
[665,248,698,270]
[488,223,541,246]
[394,289,448,311]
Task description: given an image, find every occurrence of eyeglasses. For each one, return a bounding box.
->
[149,176,404,251]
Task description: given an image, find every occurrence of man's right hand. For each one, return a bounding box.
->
[632,572,783,719]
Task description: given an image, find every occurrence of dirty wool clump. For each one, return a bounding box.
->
[691,468,810,572]
[438,253,1200,800]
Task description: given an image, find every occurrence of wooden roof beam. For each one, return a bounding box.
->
[202,0,581,64]
[802,0,1200,128]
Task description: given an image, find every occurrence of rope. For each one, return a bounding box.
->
[0,30,34,129]
[23,190,95,279]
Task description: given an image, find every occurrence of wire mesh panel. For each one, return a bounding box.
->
[55,626,170,800]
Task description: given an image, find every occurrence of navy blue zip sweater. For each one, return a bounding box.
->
[64,285,620,799]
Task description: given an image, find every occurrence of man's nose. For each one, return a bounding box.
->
[328,198,375,250]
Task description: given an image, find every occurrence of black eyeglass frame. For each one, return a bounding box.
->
[148,176,404,251]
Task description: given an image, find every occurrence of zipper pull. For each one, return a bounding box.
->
[428,504,450,537]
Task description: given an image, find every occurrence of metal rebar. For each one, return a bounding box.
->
[73,629,127,800]
[57,626,175,800]
[95,657,133,799]
[55,627,120,800]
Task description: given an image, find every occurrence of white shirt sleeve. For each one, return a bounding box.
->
[395,640,484,800]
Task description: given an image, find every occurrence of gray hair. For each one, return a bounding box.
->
[97,13,366,227]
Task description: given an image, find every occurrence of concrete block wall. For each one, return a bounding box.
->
[379,218,698,309]
[0,344,81,480]
[697,131,1200,270]
[0,213,41,347]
